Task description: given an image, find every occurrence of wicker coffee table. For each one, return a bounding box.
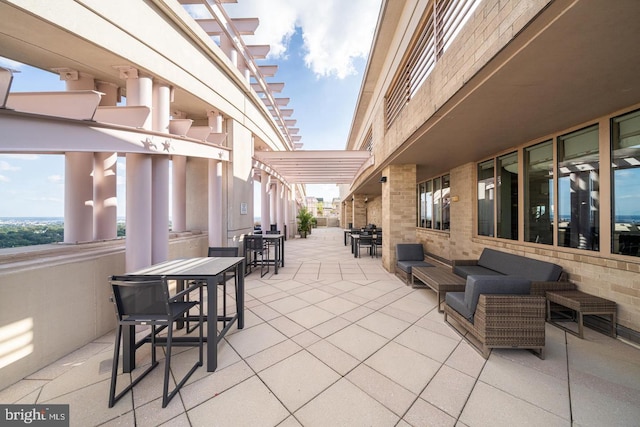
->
[412,266,466,312]
[546,290,617,338]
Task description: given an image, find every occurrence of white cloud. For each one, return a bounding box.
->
[222,0,381,78]
[0,161,20,172]
[0,174,9,183]
[297,0,380,78]
[47,175,63,184]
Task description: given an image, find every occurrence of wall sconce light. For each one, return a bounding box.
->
[451,195,460,202]
[379,176,387,183]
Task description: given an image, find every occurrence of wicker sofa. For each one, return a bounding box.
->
[451,248,575,296]
[444,248,575,358]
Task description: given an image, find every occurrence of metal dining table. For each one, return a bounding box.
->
[244,234,284,274]
[122,256,245,372]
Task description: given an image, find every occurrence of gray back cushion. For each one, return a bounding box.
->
[464,275,531,318]
[396,244,424,261]
[478,248,562,281]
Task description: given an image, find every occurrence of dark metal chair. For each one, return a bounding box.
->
[357,233,374,258]
[246,235,269,277]
[108,275,203,408]
[373,234,383,257]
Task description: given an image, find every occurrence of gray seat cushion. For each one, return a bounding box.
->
[478,248,562,282]
[445,292,473,322]
[396,244,425,261]
[397,260,433,274]
[453,265,503,279]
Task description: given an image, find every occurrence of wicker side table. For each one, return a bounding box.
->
[546,290,617,338]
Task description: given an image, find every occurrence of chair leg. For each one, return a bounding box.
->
[162,293,205,408]
[108,325,122,408]
[108,325,159,408]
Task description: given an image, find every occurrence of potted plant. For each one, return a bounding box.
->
[296,207,313,238]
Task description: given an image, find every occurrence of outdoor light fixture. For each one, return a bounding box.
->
[379,176,387,183]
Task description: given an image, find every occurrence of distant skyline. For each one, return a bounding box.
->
[0,0,382,217]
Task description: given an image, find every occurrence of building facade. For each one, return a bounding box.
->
[343,0,640,341]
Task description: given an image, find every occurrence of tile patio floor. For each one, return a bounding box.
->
[1,227,639,426]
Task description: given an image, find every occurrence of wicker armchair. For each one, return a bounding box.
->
[443,275,547,359]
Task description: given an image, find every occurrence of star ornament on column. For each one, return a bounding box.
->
[142,137,157,150]
[162,139,172,152]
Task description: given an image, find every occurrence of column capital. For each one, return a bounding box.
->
[51,68,79,81]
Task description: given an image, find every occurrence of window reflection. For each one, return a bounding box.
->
[478,159,494,236]
[417,174,449,231]
[525,141,554,245]
[419,181,433,228]
[612,109,640,257]
[497,152,518,240]
[557,125,599,251]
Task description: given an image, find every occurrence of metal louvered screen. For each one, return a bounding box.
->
[385,0,480,129]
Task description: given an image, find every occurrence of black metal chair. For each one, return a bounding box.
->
[358,233,374,258]
[373,234,383,257]
[246,235,269,277]
[108,275,203,408]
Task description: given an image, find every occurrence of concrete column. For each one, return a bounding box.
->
[209,111,224,134]
[126,153,153,271]
[270,181,277,230]
[208,159,223,247]
[151,81,171,263]
[284,186,290,238]
[64,152,94,243]
[152,82,171,134]
[152,157,169,263]
[381,164,417,272]
[96,81,119,106]
[125,72,153,271]
[93,152,118,240]
[64,72,94,91]
[220,35,238,67]
[94,81,118,240]
[276,180,284,233]
[172,155,187,232]
[261,170,270,229]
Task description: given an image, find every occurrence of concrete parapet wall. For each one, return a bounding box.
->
[0,233,208,390]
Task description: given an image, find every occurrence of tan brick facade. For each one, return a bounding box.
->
[381,164,417,271]
[346,0,640,335]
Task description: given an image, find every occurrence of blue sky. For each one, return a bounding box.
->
[0,0,381,217]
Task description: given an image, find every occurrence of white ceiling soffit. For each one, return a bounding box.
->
[254,150,371,184]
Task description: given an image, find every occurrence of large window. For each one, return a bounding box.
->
[612,109,640,257]
[477,153,518,240]
[418,181,433,228]
[477,160,495,236]
[557,125,599,251]
[525,141,554,245]
[497,152,519,239]
[418,174,450,231]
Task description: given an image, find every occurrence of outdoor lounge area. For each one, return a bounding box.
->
[1,228,638,426]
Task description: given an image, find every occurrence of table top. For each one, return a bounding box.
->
[247,234,283,239]
[412,266,466,285]
[129,257,244,277]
